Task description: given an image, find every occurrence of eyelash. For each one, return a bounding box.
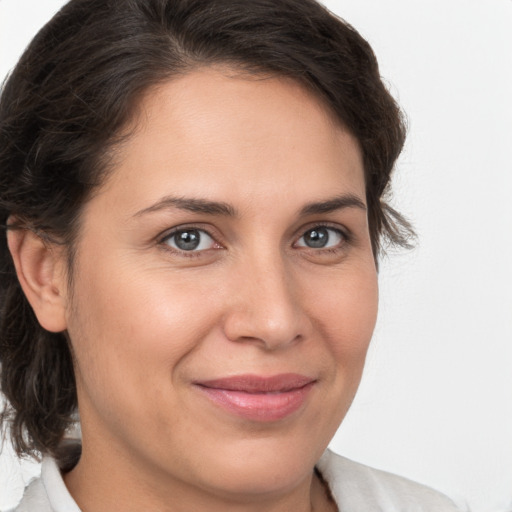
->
[294,224,350,252]
[158,223,351,258]
[158,225,222,258]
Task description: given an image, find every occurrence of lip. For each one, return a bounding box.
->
[194,374,316,422]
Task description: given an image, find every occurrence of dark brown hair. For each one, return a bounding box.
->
[0,0,412,458]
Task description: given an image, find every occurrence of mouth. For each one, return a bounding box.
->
[193,374,316,422]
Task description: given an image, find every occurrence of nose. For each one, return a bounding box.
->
[222,254,309,351]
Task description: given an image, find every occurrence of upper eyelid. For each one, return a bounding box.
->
[158,224,219,243]
[292,225,351,254]
[294,222,349,241]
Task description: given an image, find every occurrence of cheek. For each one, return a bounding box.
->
[65,257,220,407]
[310,263,378,362]
[304,263,378,423]
[297,262,378,441]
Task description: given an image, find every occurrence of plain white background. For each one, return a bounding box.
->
[1,1,511,511]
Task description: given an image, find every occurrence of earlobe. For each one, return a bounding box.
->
[7,227,68,333]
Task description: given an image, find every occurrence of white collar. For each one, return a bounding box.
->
[40,456,81,512]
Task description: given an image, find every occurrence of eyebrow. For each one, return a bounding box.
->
[134,196,237,218]
[133,193,366,219]
[299,194,367,216]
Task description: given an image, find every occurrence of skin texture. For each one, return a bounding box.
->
[9,68,378,512]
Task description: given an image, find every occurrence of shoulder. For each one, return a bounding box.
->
[318,449,460,512]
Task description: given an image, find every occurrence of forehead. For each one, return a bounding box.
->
[95,67,365,216]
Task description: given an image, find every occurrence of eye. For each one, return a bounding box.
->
[163,228,217,252]
[295,226,345,249]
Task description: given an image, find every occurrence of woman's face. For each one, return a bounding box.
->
[62,68,378,500]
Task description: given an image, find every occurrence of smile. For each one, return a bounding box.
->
[194,374,316,422]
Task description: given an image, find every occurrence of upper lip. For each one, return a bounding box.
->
[195,373,316,393]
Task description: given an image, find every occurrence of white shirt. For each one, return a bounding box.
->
[11,449,459,511]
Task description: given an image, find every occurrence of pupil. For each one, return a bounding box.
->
[305,228,328,248]
[175,230,201,251]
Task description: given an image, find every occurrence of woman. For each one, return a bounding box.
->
[0,0,459,510]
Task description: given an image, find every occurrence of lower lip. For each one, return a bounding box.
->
[196,383,315,422]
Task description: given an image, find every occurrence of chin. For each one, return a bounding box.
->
[185,431,328,498]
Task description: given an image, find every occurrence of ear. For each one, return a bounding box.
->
[7,227,68,333]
